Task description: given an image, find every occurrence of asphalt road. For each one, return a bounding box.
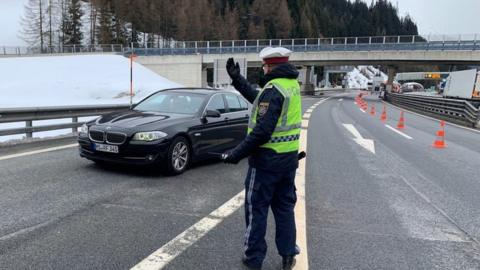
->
[1,92,479,270]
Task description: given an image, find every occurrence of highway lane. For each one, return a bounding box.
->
[0,97,321,270]
[306,93,480,269]
[3,91,479,270]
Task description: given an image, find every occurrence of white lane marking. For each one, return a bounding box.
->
[294,97,330,270]
[0,144,78,161]
[342,124,376,154]
[359,108,366,113]
[131,192,245,270]
[339,98,343,102]
[383,101,480,134]
[306,108,313,113]
[132,97,331,270]
[385,124,413,140]
[303,113,311,119]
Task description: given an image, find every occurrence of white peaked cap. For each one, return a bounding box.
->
[259,47,292,62]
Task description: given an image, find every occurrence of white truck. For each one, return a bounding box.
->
[443,69,480,100]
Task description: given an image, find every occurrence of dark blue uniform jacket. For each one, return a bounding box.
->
[229,63,300,172]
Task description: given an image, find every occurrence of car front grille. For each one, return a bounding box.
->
[89,130,104,142]
[106,132,127,145]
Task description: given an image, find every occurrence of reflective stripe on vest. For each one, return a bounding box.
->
[248,78,302,153]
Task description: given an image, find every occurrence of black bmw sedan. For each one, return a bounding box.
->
[78,88,250,174]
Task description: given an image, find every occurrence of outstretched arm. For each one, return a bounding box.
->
[226,58,259,103]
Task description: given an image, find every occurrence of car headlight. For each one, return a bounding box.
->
[132,131,168,142]
[79,123,88,136]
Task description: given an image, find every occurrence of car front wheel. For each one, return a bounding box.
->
[165,136,190,175]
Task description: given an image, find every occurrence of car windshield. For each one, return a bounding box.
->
[134,91,206,114]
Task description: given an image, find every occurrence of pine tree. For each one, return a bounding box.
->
[96,1,114,44]
[20,0,46,48]
[64,0,84,45]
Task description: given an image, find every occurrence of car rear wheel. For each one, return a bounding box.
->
[165,136,190,175]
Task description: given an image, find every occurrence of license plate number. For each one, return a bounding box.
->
[94,143,119,153]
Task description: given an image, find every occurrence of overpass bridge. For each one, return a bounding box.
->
[3,34,480,88]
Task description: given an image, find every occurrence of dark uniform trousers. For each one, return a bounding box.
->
[243,166,298,267]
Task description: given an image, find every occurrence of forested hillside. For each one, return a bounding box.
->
[21,0,418,47]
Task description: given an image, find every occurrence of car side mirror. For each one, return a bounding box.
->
[205,110,221,118]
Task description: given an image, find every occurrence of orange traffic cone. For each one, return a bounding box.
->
[380,105,387,122]
[397,111,405,129]
[432,121,446,148]
[370,105,376,116]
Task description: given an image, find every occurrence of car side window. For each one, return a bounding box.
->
[239,97,249,110]
[225,94,244,112]
[206,94,226,114]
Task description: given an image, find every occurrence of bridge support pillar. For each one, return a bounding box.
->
[386,66,397,93]
[202,68,208,87]
[324,71,331,88]
[301,66,315,95]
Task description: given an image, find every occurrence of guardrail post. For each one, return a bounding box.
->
[207,41,210,54]
[412,36,415,43]
[195,41,198,53]
[244,40,247,53]
[219,41,222,54]
[317,38,320,50]
[3,46,5,55]
[474,34,477,51]
[72,117,78,133]
[26,120,33,138]
[111,44,114,52]
[304,38,307,51]
[257,40,259,52]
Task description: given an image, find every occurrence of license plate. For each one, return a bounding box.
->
[94,143,119,153]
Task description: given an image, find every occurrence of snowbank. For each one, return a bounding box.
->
[0,54,181,108]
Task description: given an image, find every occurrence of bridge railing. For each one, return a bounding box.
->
[0,104,130,138]
[2,34,479,56]
[386,93,480,128]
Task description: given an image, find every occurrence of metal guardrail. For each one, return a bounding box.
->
[2,34,480,56]
[387,93,480,127]
[0,104,130,137]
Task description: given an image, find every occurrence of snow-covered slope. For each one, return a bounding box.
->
[345,66,388,89]
[345,67,370,89]
[0,55,181,108]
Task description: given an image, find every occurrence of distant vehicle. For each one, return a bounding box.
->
[372,75,385,92]
[367,81,373,91]
[443,69,480,100]
[400,82,425,93]
[78,88,251,175]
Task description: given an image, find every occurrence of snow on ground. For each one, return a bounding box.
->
[0,55,181,108]
[345,67,370,89]
[0,54,182,143]
[345,66,389,89]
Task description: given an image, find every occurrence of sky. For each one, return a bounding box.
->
[0,0,479,46]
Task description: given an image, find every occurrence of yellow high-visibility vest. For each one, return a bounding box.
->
[248,78,302,153]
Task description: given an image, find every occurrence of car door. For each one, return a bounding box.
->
[224,93,250,149]
[194,94,232,156]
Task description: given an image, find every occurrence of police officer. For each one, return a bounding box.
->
[222,47,301,270]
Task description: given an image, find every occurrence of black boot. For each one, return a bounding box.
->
[281,256,296,270]
[242,256,262,270]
